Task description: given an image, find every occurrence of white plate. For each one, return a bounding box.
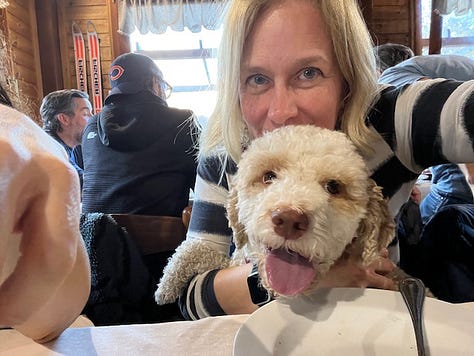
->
[233,288,474,356]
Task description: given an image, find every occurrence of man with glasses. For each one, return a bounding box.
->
[81,52,198,217]
[160,79,173,101]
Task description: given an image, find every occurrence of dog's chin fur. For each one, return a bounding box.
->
[228,125,395,298]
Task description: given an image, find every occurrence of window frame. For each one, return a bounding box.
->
[420,0,474,56]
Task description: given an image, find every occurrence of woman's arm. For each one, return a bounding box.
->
[213,263,257,315]
[0,106,90,342]
[461,163,474,185]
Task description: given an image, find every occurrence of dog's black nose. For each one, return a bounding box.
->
[271,208,309,240]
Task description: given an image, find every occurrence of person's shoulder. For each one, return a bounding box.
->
[88,113,99,123]
[411,54,474,66]
[1,105,62,151]
[83,114,98,133]
[166,106,195,121]
[378,57,425,86]
[0,105,74,173]
[162,107,198,137]
[375,83,401,101]
[197,153,236,188]
[0,104,34,128]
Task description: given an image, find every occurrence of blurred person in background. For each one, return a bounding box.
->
[40,89,92,187]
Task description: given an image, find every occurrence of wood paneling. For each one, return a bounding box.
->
[4,0,126,115]
[109,0,130,56]
[36,0,63,95]
[0,0,42,123]
[57,0,112,99]
[373,6,409,18]
[375,0,407,5]
[364,0,418,53]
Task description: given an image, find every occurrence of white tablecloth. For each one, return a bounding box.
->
[2,302,473,356]
[0,314,249,356]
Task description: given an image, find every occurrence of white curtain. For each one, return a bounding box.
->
[118,0,230,35]
[434,0,474,16]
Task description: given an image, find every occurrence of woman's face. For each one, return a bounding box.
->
[239,1,345,138]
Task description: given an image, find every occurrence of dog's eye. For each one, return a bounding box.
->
[263,171,277,184]
[325,180,341,195]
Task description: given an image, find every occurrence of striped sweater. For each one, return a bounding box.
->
[180,79,474,319]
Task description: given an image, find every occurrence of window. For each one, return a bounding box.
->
[129,27,223,124]
[420,0,474,58]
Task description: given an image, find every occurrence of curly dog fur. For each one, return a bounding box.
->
[155,125,396,304]
[227,125,395,297]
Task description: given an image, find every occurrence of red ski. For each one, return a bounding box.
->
[87,20,103,115]
[72,22,88,93]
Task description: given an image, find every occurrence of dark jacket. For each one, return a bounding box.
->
[80,213,182,325]
[81,91,198,216]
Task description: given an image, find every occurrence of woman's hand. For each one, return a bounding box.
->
[317,248,397,291]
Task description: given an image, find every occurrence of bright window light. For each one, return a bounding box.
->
[130,28,223,123]
[421,0,474,59]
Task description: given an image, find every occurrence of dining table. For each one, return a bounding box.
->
[1,296,473,356]
[0,314,249,356]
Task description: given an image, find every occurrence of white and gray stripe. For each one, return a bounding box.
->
[179,79,474,319]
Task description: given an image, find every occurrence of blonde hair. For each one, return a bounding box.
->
[200,0,379,163]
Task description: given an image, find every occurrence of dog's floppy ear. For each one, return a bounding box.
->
[355,179,395,265]
[227,186,249,249]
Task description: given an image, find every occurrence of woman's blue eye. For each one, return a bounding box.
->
[299,67,322,80]
[248,75,268,86]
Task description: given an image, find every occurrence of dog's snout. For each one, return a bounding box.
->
[271,208,309,240]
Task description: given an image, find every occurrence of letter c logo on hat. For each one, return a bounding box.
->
[110,65,125,81]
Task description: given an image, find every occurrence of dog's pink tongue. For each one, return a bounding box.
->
[265,248,315,296]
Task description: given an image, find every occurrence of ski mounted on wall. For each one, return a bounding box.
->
[71,20,103,115]
[86,20,103,115]
[72,22,88,93]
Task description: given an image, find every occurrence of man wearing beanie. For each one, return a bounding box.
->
[81,52,198,324]
[82,52,198,217]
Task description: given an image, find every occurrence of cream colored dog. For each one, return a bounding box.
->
[227,125,395,297]
[155,125,396,305]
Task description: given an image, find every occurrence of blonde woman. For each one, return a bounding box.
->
[156,0,474,319]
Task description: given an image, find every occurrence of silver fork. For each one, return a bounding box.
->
[399,277,429,356]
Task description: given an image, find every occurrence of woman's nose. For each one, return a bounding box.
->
[267,86,298,125]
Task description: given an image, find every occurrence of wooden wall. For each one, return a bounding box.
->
[0,0,125,121]
[0,0,42,122]
[57,0,114,104]
[362,0,422,54]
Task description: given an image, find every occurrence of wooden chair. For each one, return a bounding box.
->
[81,206,193,324]
[110,211,189,255]
[182,205,192,231]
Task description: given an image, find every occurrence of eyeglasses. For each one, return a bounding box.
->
[161,81,173,99]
